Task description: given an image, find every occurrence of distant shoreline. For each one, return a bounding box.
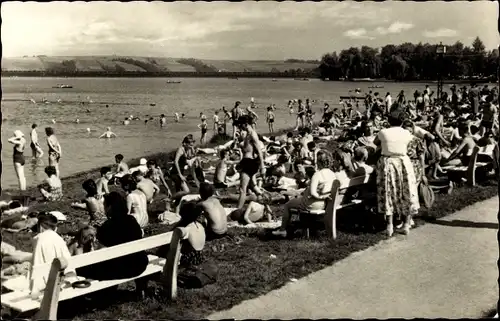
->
[1,71,494,84]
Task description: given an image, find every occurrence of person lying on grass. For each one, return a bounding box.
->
[37,165,63,202]
[71,179,106,224]
[195,182,228,241]
[229,193,273,227]
[132,170,160,203]
[1,241,32,278]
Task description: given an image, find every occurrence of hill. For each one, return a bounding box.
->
[1,56,320,76]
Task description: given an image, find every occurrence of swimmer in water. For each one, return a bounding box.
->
[86,128,91,133]
[51,119,56,124]
[75,119,80,124]
[99,127,117,139]
[160,114,167,128]
[123,118,130,125]
[181,113,186,119]
[174,112,180,122]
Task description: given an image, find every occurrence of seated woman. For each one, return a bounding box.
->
[173,203,206,268]
[71,179,106,224]
[38,166,63,202]
[146,160,172,197]
[76,192,149,281]
[442,122,476,167]
[272,150,349,238]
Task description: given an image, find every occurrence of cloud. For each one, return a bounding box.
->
[376,21,414,35]
[423,28,459,38]
[344,28,373,40]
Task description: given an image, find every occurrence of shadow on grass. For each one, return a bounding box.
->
[428,219,499,230]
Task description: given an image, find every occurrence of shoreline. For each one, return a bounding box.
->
[0,126,293,197]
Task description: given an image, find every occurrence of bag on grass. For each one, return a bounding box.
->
[178,261,218,289]
[418,181,435,209]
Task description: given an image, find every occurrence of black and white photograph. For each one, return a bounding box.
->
[0,1,499,319]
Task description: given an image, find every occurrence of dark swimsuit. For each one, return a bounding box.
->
[48,142,61,162]
[239,157,260,176]
[13,147,25,166]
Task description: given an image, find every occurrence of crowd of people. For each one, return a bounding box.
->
[2,82,499,305]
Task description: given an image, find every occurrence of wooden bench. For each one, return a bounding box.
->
[1,227,189,320]
[442,146,491,187]
[287,174,374,239]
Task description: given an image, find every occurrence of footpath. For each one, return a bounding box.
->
[208,197,499,319]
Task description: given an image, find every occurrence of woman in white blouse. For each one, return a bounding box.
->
[273,150,349,238]
[374,111,419,237]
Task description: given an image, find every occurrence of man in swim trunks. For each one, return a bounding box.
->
[99,127,117,139]
[235,115,266,209]
[231,101,243,138]
[30,124,43,158]
[132,171,160,203]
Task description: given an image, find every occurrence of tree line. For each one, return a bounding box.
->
[319,37,498,81]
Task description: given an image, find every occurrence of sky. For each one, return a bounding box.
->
[2,1,499,60]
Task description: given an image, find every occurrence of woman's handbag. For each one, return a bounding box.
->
[418,180,435,209]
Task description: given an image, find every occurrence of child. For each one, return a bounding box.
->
[352,147,374,175]
[114,154,129,179]
[198,118,208,145]
[266,106,275,133]
[196,183,228,240]
[38,166,63,202]
[68,226,97,256]
[213,111,220,131]
[96,166,112,199]
[214,150,240,189]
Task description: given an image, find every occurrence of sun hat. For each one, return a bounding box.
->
[139,158,147,165]
[13,130,24,138]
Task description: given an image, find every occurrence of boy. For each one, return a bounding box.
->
[132,171,160,203]
[96,166,112,198]
[266,106,275,133]
[214,150,240,189]
[213,111,220,131]
[352,147,374,176]
[196,183,228,240]
[114,154,129,179]
[198,118,208,145]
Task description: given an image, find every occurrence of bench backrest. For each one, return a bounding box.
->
[31,230,177,283]
[324,174,373,240]
[466,145,481,187]
[332,174,374,208]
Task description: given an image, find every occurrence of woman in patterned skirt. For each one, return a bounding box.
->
[374,111,420,237]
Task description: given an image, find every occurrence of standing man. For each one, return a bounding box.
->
[30,124,44,158]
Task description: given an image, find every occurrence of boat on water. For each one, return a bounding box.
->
[272,79,278,82]
[294,78,309,81]
[368,85,384,89]
[166,80,182,84]
[52,84,73,89]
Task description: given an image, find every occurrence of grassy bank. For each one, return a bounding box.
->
[1,129,498,320]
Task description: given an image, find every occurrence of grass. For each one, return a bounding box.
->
[1,129,498,320]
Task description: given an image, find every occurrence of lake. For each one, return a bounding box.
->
[1,77,433,190]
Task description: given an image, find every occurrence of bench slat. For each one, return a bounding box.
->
[1,255,166,313]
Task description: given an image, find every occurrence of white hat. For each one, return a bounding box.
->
[49,211,67,221]
[13,130,24,138]
[140,158,147,165]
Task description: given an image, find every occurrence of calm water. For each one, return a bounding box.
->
[1,77,432,189]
